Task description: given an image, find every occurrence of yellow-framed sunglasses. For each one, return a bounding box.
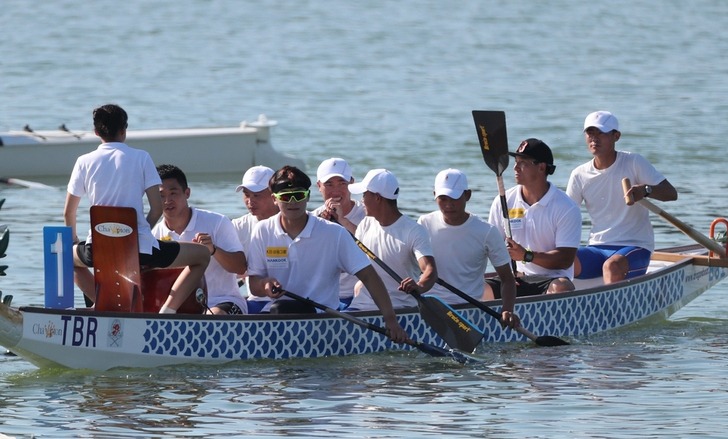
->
[273,189,310,203]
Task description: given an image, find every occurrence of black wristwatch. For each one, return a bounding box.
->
[523,250,534,263]
[644,185,652,197]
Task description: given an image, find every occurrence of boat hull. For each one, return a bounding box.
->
[1,251,726,370]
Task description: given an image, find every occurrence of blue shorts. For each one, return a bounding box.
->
[576,245,651,279]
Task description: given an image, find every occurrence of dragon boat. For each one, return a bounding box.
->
[1,239,727,370]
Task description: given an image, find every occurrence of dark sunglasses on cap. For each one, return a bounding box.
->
[273,189,310,203]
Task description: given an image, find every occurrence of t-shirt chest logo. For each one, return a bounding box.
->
[266,246,288,267]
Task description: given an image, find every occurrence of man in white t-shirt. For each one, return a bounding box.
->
[567,111,678,284]
[64,104,209,313]
[487,139,582,297]
[347,169,438,311]
[311,158,366,307]
[418,169,520,328]
[153,164,248,314]
[231,165,278,313]
[246,166,408,343]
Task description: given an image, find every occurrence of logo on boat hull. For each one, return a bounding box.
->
[95,222,133,238]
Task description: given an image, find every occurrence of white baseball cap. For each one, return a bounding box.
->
[316,157,352,183]
[584,111,620,133]
[434,168,468,199]
[348,169,399,200]
[235,165,274,192]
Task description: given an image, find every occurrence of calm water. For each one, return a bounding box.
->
[2,0,728,437]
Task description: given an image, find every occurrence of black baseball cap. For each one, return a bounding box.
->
[509,138,556,175]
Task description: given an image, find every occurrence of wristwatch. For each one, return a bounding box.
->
[523,250,534,263]
[644,185,652,197]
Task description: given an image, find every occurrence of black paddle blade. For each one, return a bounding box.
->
[472,110,510,176]
[412,341,475,364]
[535,335,570,347]
[416,294,484,353]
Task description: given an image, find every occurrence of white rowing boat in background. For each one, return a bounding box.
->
[0,115,305,178]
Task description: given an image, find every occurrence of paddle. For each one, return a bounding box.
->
[472,110,517,274]
[0,177,55,190]
[622,178,726,257]
[348,233,484,353]
[281,289,473,364]
[435,277,569,346]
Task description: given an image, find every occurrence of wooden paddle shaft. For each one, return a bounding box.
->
[622,178,726,258]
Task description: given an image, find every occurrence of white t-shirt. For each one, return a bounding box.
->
[488,183,582,279]
[247,213,371,311]
[311,200,366,299]
[67,142,161,254]
[418,211,510,304]
[232,213,258,256]
[566,150,666,251]
[152,207,247,312]
[349,215,434,311]
[232,213,266,301]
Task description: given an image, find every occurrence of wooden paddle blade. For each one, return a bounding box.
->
[472,110,510,176]
[416,294,484,353]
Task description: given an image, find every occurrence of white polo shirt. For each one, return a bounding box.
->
[247,213,371,311]
[67,142,161,254]
[488,183,582,279]
[349,215,434,311]
[418,211,510,303]
[153,207,247,312]
[311,200,367,300]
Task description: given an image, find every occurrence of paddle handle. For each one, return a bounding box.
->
[496,175,518,275]
[622,178,726,258]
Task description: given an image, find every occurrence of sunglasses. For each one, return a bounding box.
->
[273,189,310,203]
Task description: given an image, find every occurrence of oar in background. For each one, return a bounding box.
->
[472,110,517,274]
[281,289,474,364]
[622,177,726,257]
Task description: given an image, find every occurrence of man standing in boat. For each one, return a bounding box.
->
[63,104,210,313]
[232,165,279,313]
[347,169,438,311]
[418,168,519,326]
[567,111,678,284]
[312,157,366,308]
[246,166,408,343]
[153,164,248,315]
[486,138,582,297]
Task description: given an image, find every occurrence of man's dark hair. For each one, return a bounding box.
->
[270,165,311,193]
[157,164,188,190]
[92,104,128,140]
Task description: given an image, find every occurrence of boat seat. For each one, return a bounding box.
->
[140,267,205,314]
[90,206,143,312]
